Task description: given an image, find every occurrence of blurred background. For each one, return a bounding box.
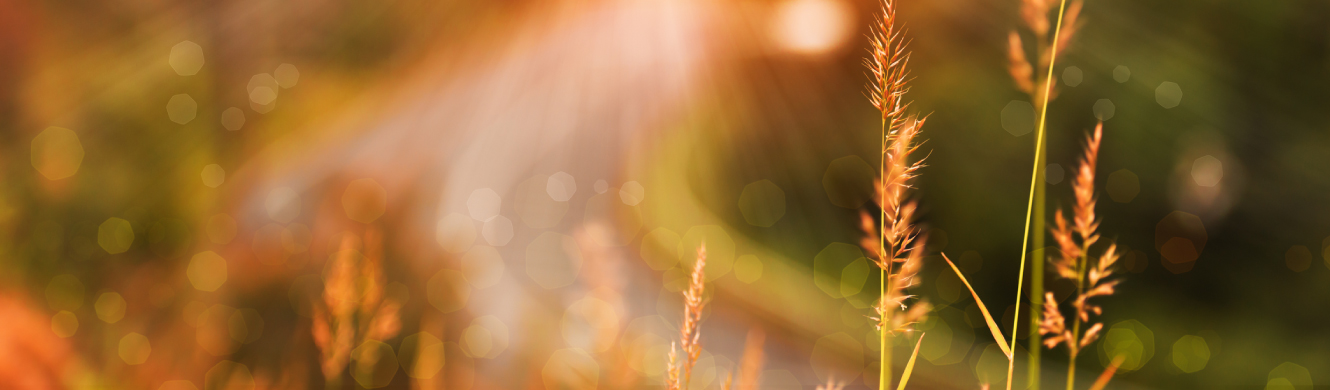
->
[0,0,1328,389]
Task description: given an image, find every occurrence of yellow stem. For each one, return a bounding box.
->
[1010,0,1070,389]
[879,109,893,390]
[1068,247,1088,390]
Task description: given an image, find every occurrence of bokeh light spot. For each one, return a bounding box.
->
[481,215,514,246]
[526,232,583,289]
[810,332,863,384]
[1324,237,1330,270]
[118,332,151,365]
[678,225,735,281]
[542,348,599,390]
[1099,319,1154,371]
[1062,66,1083,87]
[1191,155,1223,187]
[620,316,671,376]
[435,212,477,253]
[463,316,510,359]
[1156,81,1183,108]
[1267,362,1312,390]
[352,340,398,388]
[839,257,869,297]
[98,217,135,254]
[220,107,245,131]
[426,269,469,313]
[770,0,852,54]
[1268,379,1295,390]
[822,155,875,209]
[547,172,577,201]
[1171,335,1210,373]
[1113,65,1131,83]
[975,342,1024,387]
[201,164,225,188]
[187,251,228,291]
[51,310,78,338]
[274,63,300,88]
[169,41,204,76]
[1045,163,1065,185]
[1107,169,1139,203]
[813,242,863,299]
[739,180,786,227]
[31,126,84,180]
[197,305,240,356]
[641,228,681,271]
[1093,98,1116,121]
[46,274,85,311]
[167,94,198,124]
[460,245,505,288]
[562,297,620,353]
[95,292,127,323]
[1001,100,1035,136]
[1285,245,1312,272]
[918,316,953,363]
[1156,211,1206,273]
[1161,237,1198,265]
[594,180,609,193]
[467,188,502,221]
[620,181,645,206]
[247,74,279,106]
[399,332,445,379]
[734,254,763,284]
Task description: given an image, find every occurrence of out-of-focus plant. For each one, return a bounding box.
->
[311,229,402,388]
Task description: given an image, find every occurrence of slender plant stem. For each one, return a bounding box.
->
[1009,0,1070,388]
[1029,80,1050,390]
[879,110,893,390]
[881,268,892,390]
[1030,181,1045,389]
[1068,250,1087,390]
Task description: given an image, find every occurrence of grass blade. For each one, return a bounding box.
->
[895,332,925,390]
[942,253,1011,358]
[1087,355,1125,390]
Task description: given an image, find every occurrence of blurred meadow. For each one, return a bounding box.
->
[1,0,1328,389]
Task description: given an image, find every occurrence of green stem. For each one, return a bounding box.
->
[1030,93,1049,390]
[1030,208,1044,387]
[1068,251,1087,390]
[1011,0,1070,388]
[1066,352,1077,390]
[881,268,892,390]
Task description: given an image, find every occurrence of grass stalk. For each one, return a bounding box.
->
[880,268,892,390]
[1030,180,1045,390]
[1087,355,1126,390]
[1010,0,1070,388]
[1066,249,1087,390]
[896,333,925,390]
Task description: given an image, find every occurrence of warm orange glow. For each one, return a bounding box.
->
[770,0,853,54]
